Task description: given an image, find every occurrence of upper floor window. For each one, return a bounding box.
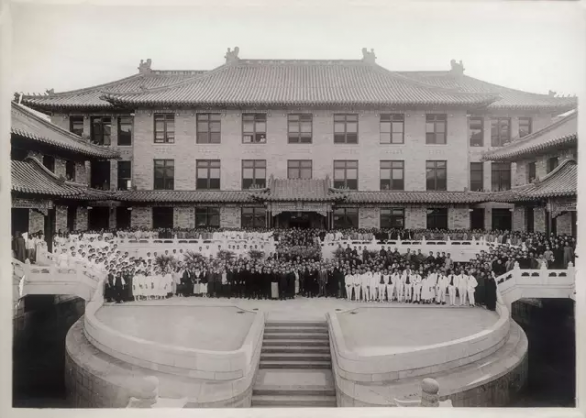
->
[334,114,358,144]
[380,208,405,229]
[42,155,55,173]
[288,114,312,144]
[117,161,132,190]
[333,160,358,190]
[425,114,447,144]
[195,207,220,228]
[70,116,84,137]
[491,162,511,191]
[242,113,266,143]
[380,160,404,190]
[196,160,221,190]
[380,114,404,144]
[197,113,221,144]
[118,116,132,146]
[153,159,174,190]
[65,161,76,181]
[468,117,484,147]
[241,207,266,228]
[519,117,532,138]
[527,161,536,183]
[470,162,484,191]
[426,160,447,191]
[154,114,175,144]
[490,117,511,147]
[547,157,559,173]
[242,160,266,189]
[288,160,312,179]
[90,116,111,145]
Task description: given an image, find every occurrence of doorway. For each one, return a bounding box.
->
[525,207,535,233]
[11,208,29,236]
[88,207,110,230]
[116,207,131,229]
[470,208,485,230]
[492,208,512,231]
[275,212,325,229]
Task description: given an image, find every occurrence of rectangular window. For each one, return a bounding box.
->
[425,114,447,144]
[242,160,266,189]
[152,207,174,229]
[67,206,77,231]
[287,160,312,179]
[241,207,266,228]
[468,117,484,147]
[42,155,55,173]
[547,157,559,173]
[195,207,220,228]
[70,116,84,136]
[426,160,447,191]
[65,160,76,181]
[196,160,221,190]
[90,116,111,145]
[153,159,174,190]
[116,207,131,229]
[427,208,448,230]
[333,208,359,229]
[519,117,532,138]
[334,114,358,144]
[117,116,132,146]
[470,162,484,191]
[197,113,221,144]
[527,162,536,183]
[491,162,511,191]
[117,161,132,190]
[242,113,267,143]
[154,113,175,144]
[380,160,404,190]
[380,208,405,229]
[333,160,358,190]
[490,117,511,147]
[288,114,312,144]
[380,114,404,144]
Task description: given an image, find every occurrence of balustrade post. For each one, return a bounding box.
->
[540,261,548,285]
[567,261,575,283]
[421,378,440,407]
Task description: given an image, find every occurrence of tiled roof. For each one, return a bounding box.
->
[254,177,345,202]
[11,103,119,159]
[12,159,112,199]
[490,160,577,202]
[19,70,206,110]
[114,190,257,203]
[102,60,498,108]
[483,112,577,161]
[397,71,577,111]
[341,190,489,204]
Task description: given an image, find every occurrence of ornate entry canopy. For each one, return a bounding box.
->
[548,197,577,218]
[268,201,331,218]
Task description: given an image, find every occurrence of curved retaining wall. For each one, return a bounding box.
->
[65,277,264,408]
[329,302,528,407]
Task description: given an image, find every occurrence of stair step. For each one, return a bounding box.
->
[252,395,336,407]
[261,353,331,362]
[254,387,336,397]
[264,333,329,340]
[262,346,331,354]
[266,321,327,328]
[263,339,329,347]
[260,360,332,370]
[265,327,328,334]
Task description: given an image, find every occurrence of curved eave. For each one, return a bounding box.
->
[483,134,577,162]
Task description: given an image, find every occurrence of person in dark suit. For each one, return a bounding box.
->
[114,270,126,303]
[105,271,116,302]
[286,268,296,299]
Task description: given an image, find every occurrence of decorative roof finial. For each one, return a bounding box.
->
[548,90,557,97]
[361,47,377,64]
[225,47,240,64]
[45,88,54,96]
[450,59,465,76]
[138,59,153,75]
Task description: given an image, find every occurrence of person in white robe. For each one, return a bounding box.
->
[437,271,449,305]
[466,269,478,307]
[412,270,422,303]
[389,269,399,302]
[164,271,174,298]
[353,269,362,301]
[345,271,354,300]
[361,270,371,302]
[457,270,468,306]
[371,270,381,302]
[447,270,459,306]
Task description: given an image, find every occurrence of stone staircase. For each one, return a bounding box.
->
[252,320,336,407]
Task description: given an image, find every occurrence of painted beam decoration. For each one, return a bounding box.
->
[12,198,54,209]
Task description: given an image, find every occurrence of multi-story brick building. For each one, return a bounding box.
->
[19,48,577,233]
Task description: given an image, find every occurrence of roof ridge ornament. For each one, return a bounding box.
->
[450,59,465,76]
[45,88,54,96]
[225,47,240,64]
[138,59,153,75]
[361,48,376,64]
[548,90,557,97]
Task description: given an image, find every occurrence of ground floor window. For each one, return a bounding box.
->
[152,207,174,229]
[380,208,404,229]
[492,208,512,231]
[470,208,485,230]
[426,208,448,230]
[525,207,534,233]
[241,207,266,228]
[67,206,77,231]
[116,207,131,229]
[88,207,110,230]
[11,208,29,236]
[333,208,358,229]
[195,207,220,228]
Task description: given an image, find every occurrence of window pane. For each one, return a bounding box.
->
[334,161,345,169]
[256,122,266,133]
[346,122,357,133]
[334,169,345,180]
[426,122,435,133]
[288,168,299,179]
[380,168,391,179]
[392,168,403,179]
[243,168,254,178]
[300,168,311,179]
[334,123,345,133]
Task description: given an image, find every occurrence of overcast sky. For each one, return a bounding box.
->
[10,1,585,96]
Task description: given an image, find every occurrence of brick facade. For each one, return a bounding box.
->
[29,210,45,234]
[174,207,195,228]
[405,207,426,229]
[55,205,68,232]
[76,207,88,230]
[220,206,241,229]
[512,207,526,232]
[131,207,153,229]
[556,212,572,235]
[359,207,379,229]
[534,207,546,233]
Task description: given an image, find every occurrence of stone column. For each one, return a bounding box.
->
[421,378,439,407]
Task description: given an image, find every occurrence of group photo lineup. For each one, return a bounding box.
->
[7,1,580,411]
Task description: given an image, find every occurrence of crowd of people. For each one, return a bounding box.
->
[12,226,576,310]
